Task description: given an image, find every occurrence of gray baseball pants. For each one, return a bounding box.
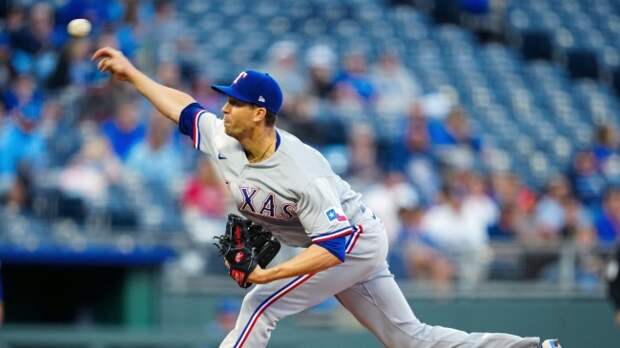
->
[219,220,540,348]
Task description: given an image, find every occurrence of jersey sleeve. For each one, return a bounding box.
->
[297,177,355,261]
[178,102,222,157]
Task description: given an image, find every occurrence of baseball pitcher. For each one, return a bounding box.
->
[93,47,561,348]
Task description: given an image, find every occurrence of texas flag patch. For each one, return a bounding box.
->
[325,207,348,222]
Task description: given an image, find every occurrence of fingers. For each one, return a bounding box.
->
[92,47,112,61]
[91,47,120,61]
[97,58,116,74]
[97,57,109,72]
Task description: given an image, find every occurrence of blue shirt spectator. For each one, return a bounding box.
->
[391,116,441,205]
[595,188,620,245]
[0,104,46,179]
[568,150,607,209]
[429,108,481,152]
[333,52,375,102]
[126,113,181,187]
[2,74,43,112]
[591,124,618,165]
[101,99,145,161]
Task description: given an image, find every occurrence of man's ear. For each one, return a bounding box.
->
[253,107,267,123]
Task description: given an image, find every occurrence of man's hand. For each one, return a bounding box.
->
[216,214,281,288]
[92,47,137,82]
[225,261,270,285]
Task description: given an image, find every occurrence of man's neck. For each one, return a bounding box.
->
[239,127,277,163]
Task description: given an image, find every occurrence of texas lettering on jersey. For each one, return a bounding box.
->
[238,186,297,221]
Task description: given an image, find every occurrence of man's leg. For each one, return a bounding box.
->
[219,273,319,348]
[336,268,540,348]
[219,247,380,348]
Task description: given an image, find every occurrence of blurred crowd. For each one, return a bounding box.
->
[0,0,619,291]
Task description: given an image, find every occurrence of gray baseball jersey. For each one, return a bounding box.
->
[191,107,375,247]
[181,104,540,348]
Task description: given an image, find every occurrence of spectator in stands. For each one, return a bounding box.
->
[564,197,601,288]
[533,175,572,242]
[370,50,420,119]
[346,124,381,191]
[568,149,607,209]
[592,124,619,166]
[0,168,34,216]
[126,111,182,189]
[397,105,441,204]
[305,44,336,99]
[101,97,145,161]
[590,124,620,185]
[182,158,229,244]
[487,203,519,240]
[141,0,182,68]
[421,178,492,288]
[262,41,305,136]
[490,171,537,214]
[5,5,28,50]
[365,171,419,246]
[489,172,538,242]
[264,40,305,105]
[55,0,115,33]
[429,107,482,170]
[430,106,481,150]
[331,51,375,123]
[398,203,454,294]
[276,45,341,145]
[561,197,594,241]
[58,135,122,205]
[595,187,620,246]
[6,4,53,56]
[47,35,94,89]
[114,0,141,60]
[464,171,499,231]
[0,102,46,181]
[334,50,375,103]
[38,99,81,168]
[2,73,41,112]
[13,3,61,80]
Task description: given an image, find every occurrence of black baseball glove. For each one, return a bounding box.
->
[214,214,281,288]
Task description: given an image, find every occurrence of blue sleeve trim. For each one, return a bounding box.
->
[178,102,204,137]
[315,235,346,262]
[310,226,354,242]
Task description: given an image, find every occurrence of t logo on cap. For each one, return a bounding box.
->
[233,71,248,85]
[212,70,284,114]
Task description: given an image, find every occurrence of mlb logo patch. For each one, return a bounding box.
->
[325,208,347,222]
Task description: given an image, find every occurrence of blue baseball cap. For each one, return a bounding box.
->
[211,70,283,114]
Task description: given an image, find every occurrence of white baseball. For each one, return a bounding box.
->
[67,18,92,38]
